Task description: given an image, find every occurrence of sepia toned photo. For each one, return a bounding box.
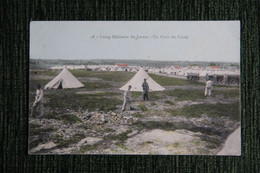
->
[29,21,240,155]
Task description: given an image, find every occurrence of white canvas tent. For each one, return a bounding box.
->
[44,68,84,89]
[119,68,165,91]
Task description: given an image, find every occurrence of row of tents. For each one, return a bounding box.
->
[50,65,240,78]
[44,68,165,91]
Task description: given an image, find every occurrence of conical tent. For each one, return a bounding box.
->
[44,68,84,89]
[119,68,165,91]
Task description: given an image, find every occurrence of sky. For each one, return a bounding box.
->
[30,21,240,62]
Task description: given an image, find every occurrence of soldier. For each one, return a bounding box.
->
[205,79,213,96]
[31,84,44,117]
[122,85,132,111]
[142,78,149,100]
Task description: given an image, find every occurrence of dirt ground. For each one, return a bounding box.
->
[28,70,240,155]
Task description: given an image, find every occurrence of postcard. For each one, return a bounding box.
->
[29,21,240,155]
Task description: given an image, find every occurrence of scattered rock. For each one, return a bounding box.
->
[29,141,56,153]
[29,88,240,155]
[85,137,102,145]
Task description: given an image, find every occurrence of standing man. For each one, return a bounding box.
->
[31,84,44,117]
[205,79,213,96]
[142,78,149,100]
[122,85,132,111]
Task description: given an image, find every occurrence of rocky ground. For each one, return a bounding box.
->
[29,70,240,155]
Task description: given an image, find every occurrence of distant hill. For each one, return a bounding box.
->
[30,59,240,70]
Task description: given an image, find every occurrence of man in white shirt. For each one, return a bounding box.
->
[205,79,213,96]
[122,85,132,111]
[31,84,44,117]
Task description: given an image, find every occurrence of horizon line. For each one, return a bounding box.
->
[30,58,240,64]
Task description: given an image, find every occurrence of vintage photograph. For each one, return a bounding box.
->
[29,21,240,155]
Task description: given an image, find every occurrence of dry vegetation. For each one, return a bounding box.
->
[29,69,240,154]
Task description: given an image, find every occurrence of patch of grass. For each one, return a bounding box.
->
[132,92,142,98]
[132,113,143,118]
[166,102,240,121]
[131,91,162,100]
[70,70,135,82]
[29,79,50,92]
[78,91,120,96]
[60,114,82,124]
[54,133,86,148]
[116,143,131,151]
[216,120,225,127]
[44,112,82,124]
[172,142,180,148]
[213,89,240,98]
[45,112,83,124]
[93,91,114,96]
[52,134,64,145]
[103,130,133,142]
[130,91,162,100]
[197,148,210,155]
[45,91,122,112]
[164,89,205,101]
[145,141,153,144]
[72,133,86,142]
[104,128,116,133]
[33,127,57,136]
[164,100,175,105]
[78,143,100,153]
[149,74,204,86]
[79,124,91,130]
[205,139,221,149]
[191,140,201,146]
[29,124,57,136]
[134,121,226,137]
[82,82,112,90]
[198,134,222,150]
[151,102,156,106]
[138,104,148,112]
[149,92,163,100]
[173,152,182,155]
[44,112,60,120]
[149,152,158,155]
[30,70,59,76]
[134,121,182,132]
